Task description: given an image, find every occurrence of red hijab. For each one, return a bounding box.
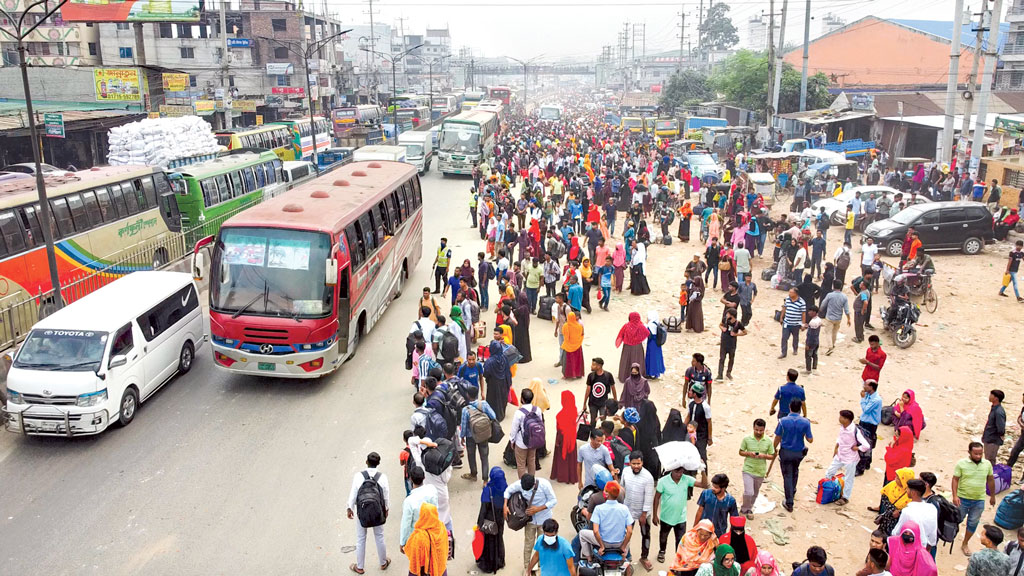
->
[555,390,579,458]
[884,425,915,482]
[616,312,649,347]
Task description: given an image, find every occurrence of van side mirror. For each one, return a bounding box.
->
[192,252,205,281]
[108,355,127,370]
[325,258,338,286]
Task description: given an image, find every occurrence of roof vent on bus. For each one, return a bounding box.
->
[282,203,304,213]
[367,162,383,169]
[310,190,330,199]
[333,179,350,187]
[351,170,368,177]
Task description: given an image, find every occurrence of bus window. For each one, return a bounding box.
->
[255,164,266,188]
[411,177,422,207]
[358,212,376,254]
[229,171,244,198]
[130,179,148,210]
[390,192,402,227]
[350,222,367,265]
[108,184,129,217]
[66,193,92,231]
[214,174,230,203]
[0,210,26,255]
[120,182,141,215]
[274,160,284,183]
[262,162,276,184]
[81,191,102,226]
[344,226,363,268]
[242,167,256,193]
[376,201,391,242]
[141,176,157,207]
[201,178,218,207]
[19,205,42,247]
[94,187,116,221]
[159,193,181,232]
[396,187,408,219]
[50,197,75,236]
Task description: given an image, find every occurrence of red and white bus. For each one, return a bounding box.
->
[195,160,423,377]
[488,86,512,106]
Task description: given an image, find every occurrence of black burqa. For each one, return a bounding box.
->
[637,399,662,476]
[513,291,533,364]
[661,408,687,443]
[483,341,511,420]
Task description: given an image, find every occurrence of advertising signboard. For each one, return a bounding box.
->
[62,0,200,22]
[271,86,305,96]
[194,100,216,114]
[227,38,252,48]
[44,113,65,138]
[94,68,142,101]
[233,100,260,113]
[160,105,194,118]
[162,73,189,92]
[266,63,295,75]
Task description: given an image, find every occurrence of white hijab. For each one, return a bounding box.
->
[647,310,660,334]
[632,241,648,272]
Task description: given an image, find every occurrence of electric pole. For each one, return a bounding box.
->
[677,8,686,71]
[767,4,775,123]
[219,0,229,128]
[961,0,987,147]
[396,16,408,88]
[970,0,1002,174]
[365,0,379,104]
[799,0,811,111]
[941,0,966,164]
[771,0,789,122]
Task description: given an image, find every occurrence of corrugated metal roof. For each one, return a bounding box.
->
[0,109,138,133]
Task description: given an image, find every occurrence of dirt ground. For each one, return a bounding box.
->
[443,193,1024,575]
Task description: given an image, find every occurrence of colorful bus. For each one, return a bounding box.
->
[271,117,331,162]
[198,160,424,377]
[461,89,486,112]
[437,110,498,175]
[396,106,431,128]
[475,99,505,124]
[0,166,181,315]
[488,86,512,106]
[431,94,458,115]
[166,151,286,239]
[331,105,384,137]
[215,125,295,161]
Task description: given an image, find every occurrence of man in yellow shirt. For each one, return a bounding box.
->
[844,205,856,245]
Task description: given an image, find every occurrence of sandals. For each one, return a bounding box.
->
[381,558,392,571]
[350,565,365,574]
[656,552,666,563]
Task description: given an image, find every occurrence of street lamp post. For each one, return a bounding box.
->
[258,28,352,174]
[361,44,423,138]
[425,55,449,119]
[506,54,544,108]
[1,0,69,310]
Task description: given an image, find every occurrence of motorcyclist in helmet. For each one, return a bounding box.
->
[886,274,913,325]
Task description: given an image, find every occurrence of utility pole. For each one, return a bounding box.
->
[961,0,987,149]
[941,0,966,164]
[799,0,811,111]
[771,0,789,122]
[971,0,1002,174]
[219,0,229,129]
[767,4,775,122]
[366,0,378,104]
[396,16,407,88]
[677,8,686,71]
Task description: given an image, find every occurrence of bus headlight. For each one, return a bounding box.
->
[7,388,25,405]
[77,389,108,407]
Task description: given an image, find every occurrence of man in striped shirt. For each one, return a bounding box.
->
[621,450,656,570]
[779,288,807,359]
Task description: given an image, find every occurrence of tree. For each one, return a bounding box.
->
[699,3,739,51]
[778,69,833,114]
[660,69,713,110]
[709,50,771,112]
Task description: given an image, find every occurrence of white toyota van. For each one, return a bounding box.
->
[5,271,206,436]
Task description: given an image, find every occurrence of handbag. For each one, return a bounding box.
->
[479,499,500,535]
[880,400,897,426]
[718,260,731,271]
[1004,273,1013,288]
[488,419,505,444]
[576,410,593,442]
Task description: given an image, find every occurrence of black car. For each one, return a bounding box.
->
[864,201,994,257]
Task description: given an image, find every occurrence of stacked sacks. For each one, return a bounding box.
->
[107,116,220,167]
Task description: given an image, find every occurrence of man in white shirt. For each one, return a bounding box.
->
[347,452,391,573]
[860,237,879,279]
[410,314,435,345]
[862,548,892,576]
[621,451,656,570]
[511,388,541,478]
[893,479,938,550]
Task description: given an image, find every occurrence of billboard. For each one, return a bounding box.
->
[94,68,142,101]
[162,73,189,92]
[62,0,201,22]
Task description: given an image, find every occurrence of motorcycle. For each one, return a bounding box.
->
[879,278,921,348]
[571,471,632,576]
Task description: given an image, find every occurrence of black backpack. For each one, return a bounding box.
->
[933,494,963,550]
[424,408,449,441]
[356,471,388,527]
[444,381,469,420]
[656,323,668,347]
[422,438,456,475]
[607,437,633,471]
[506,486,538,531]
[440,330,460,362]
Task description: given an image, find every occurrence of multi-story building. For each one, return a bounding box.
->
[745,13,779,52]
[999,0,1024,91]
[0,0,99,67]
[339,22,392,103]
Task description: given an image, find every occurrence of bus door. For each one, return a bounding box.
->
[337,267,352,355]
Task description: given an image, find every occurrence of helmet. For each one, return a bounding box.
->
[593,466,613,490]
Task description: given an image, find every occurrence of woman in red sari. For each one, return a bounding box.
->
[561,312,585,379]
[551,390,581,485]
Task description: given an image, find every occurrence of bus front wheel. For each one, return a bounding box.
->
[152,248,169,269]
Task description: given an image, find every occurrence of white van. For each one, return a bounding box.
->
[398,131,434,174]
[4,271,205,436]
[352,144,408,164]
[282,160,316,187]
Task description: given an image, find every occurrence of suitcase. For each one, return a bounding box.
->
[989,463,1013,496]
[538,296,555,320]
[473,321,487,339]
[761,268,775,281]
[816,473,844,504]
[662,235,673,246]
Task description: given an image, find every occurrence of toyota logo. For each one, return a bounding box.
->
[259,344,274,355]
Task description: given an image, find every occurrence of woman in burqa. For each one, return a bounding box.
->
[621,362,650,410]
[662,408,688,443]
[684,274,706,333]
[636,399,662,477]
[483,340,511,420]
[513,291,532,364]
[475,466,507,573]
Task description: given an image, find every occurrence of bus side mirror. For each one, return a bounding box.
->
[192,252,205,281]
[325,258,338,286]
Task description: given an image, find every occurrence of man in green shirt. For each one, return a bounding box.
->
[953,442,996,555]
[524,256,544,313]
[653,468,698,564]
[738,418,775,518]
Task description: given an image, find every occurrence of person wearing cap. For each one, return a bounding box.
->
[684,382,713,486]
[579,481,634,563]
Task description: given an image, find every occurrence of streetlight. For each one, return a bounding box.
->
[424,54,450,119]
[506,54,544,108]
[362,44,424,137]
[0,0,68,310]
[257,28,352,174]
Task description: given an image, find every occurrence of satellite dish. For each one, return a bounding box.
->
[962,90,974,100]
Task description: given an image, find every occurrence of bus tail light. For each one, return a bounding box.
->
[215,352,237,367]
[300,357,324,372]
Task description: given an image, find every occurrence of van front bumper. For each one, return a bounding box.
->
[5,405,109,436]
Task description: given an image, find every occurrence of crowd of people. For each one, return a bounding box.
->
[343,101,1023,576]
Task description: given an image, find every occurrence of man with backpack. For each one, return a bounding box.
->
[834,241,853,285]
[511,388,546,478]
[459,385,496,482]
[346,452,391,574]
[504,473,558,567]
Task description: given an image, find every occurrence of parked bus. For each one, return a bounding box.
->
[438,110,498,175]
[198,160,424,377]
[396,106,431,128]
[0,166,181,315]
[621,116,645,133]
[331,105,384,137]
[538,103,564,121]
[488,86,512,106]
[215,125,295,161]
[271,117,331,162]
[167,151,286,240]
[653,118,680,138]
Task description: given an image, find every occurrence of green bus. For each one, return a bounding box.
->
[166,151,286,242]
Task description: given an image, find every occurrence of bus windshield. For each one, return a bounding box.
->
[216,134,232,147]
[14,329,108,372]
[440,128,480,153]
[623,118,643,128]
[211,227,333,319]
[656,120,675,129]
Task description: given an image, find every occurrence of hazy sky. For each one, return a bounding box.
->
[318,0,988,61]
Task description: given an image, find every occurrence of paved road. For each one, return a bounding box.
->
[0,168,487,575]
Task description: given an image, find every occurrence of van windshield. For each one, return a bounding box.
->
[14,329,108,371]
[890,206,926,225]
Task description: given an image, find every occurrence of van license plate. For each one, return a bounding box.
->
[258,362,275,371]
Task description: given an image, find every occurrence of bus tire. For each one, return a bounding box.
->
[177,341,194,375]
[348,313,367,361]
[152,248,169,269]
[117,387,139,427]
[395,261,408,298]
